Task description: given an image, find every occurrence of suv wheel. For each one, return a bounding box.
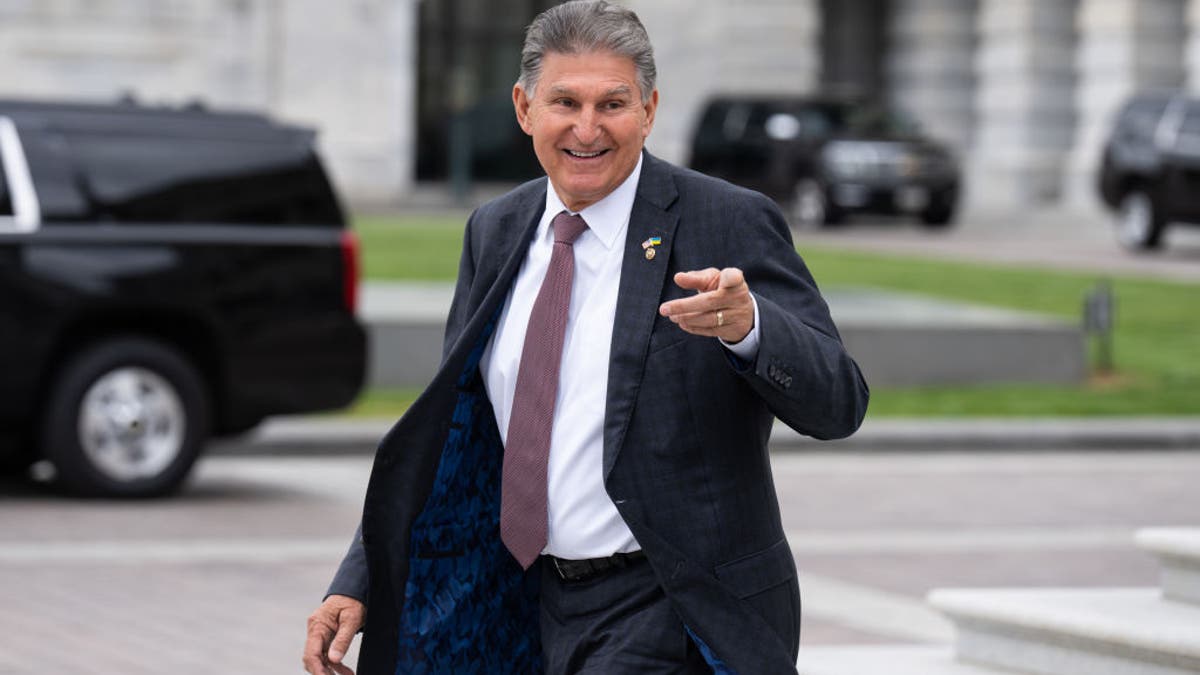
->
[40,337,208,497]
[792,179,841,228]
[919,204,955,228]
[1117,189,1165,250]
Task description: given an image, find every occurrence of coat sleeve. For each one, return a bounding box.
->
[727,192,869,440]
[326,524,369,601]
[325,212,482,604]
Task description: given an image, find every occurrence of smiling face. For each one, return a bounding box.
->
[513,50,658,212]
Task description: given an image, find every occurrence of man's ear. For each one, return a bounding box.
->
[642,88,659,138]
[513,84,534,135]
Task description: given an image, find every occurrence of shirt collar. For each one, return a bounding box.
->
[543,153,642,250]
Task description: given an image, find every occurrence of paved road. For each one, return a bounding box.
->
[2,446,1198,674]
[793,208,1200,282]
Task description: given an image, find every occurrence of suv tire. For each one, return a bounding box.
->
[792,179,842,228]
[1117,188,1166,250]
[919,204,955,228]
[40,337,209,498]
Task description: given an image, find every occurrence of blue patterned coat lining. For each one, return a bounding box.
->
[393,312,728,673]
[396,314,541,674]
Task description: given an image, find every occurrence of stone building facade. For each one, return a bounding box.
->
[0,0,1197,212]
[0,0,417,207]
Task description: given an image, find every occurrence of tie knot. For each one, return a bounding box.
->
[552,212,588,245]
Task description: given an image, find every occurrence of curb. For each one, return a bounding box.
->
[775,418,1200,451]
[209,417,1200,456]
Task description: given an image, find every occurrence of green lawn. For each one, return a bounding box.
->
[348,215,1200,418]
[357,214,468,281]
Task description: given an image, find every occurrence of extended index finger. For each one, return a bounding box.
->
[673,268,721,292]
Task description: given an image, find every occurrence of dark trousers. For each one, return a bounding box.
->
[538,555,711,674]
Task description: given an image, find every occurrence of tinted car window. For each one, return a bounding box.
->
[1177,104,1200,145]
[1119,97,1170,140]
[0,150,11,217]
[795,107,836,138]
[722,103,753,140]
[65,132,342,226]
[840,105,919,137]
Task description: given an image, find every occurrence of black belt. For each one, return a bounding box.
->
[545,550,646,582]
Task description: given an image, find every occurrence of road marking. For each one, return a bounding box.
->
[787,527,1136,555]
[0,538,348,564]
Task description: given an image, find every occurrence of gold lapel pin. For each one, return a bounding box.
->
[641,236,662,260]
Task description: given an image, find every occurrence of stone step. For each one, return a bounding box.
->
[929,587,1200,675]
[796,645,1014,675]
[1137,528,1200,606]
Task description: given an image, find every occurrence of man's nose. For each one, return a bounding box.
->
[573,108,602,145]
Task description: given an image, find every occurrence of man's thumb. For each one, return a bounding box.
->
[719,267,745,289]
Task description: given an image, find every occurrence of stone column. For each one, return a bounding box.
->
[0,2,201,100]
[886,0,979,154]
[1064,0,1186,208]
[0,0,418,208]
[626,0,821,165]
[268,0,418,207]
[969,0,1078,208]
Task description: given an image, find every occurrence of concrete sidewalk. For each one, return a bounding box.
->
[210,416,1200,456]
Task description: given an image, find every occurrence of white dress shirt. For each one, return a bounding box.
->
[481,155,760,559]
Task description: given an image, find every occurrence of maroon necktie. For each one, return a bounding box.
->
[500,211,589,569]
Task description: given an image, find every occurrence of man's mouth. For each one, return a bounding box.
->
[564,149,609,159]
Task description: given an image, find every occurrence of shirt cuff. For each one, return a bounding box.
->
[720,293,761,361]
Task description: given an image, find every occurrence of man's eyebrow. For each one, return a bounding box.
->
[545,84,634,98]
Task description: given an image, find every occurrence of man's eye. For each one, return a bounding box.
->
[554,99,576,108]
[604,101,627,110]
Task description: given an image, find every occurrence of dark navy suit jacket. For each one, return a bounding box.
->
[328,152,869,674]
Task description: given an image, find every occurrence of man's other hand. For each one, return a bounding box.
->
[659,267,753,343]
[304,594,365,675]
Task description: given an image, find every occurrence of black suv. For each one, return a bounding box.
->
[1098,91,1200,250]
[688,95,960,228]
[0,98,366,497]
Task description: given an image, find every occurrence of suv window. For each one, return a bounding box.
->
[1177,104,1200,147]
[66,132,342,226]
[0,147,11,217]
[1118,97,1170,141]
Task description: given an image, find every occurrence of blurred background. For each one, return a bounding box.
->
[0,0,1185,211]
[2,2,1200,675]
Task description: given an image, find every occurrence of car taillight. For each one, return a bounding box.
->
[340,230,360,314]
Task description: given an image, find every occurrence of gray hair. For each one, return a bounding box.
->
[519,0,657,102]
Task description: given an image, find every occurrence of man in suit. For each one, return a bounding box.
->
[303,2,868,673]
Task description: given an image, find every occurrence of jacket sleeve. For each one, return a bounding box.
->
[325,211,482,604]
[728,192,869,440]
[326,524,369,601]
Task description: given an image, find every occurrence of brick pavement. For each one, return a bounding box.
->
[2,449,1199,673]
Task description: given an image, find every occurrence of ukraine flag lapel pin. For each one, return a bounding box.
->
[641,236,662,260]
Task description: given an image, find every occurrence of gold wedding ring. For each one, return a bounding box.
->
[716,310,725,327]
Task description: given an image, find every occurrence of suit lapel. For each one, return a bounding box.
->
[603,153,680,478]
[460,184,547,355]
[492,191,546,284]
